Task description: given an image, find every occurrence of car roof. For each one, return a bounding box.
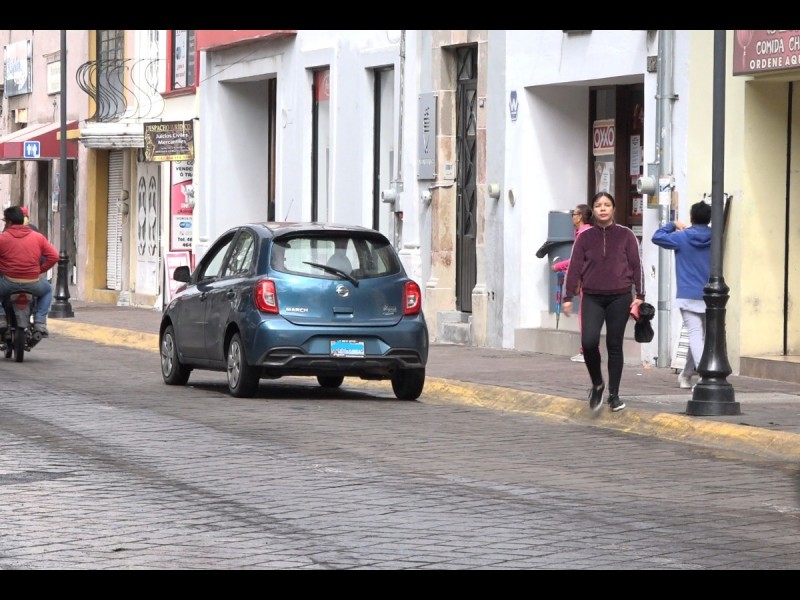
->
[239,222,387,240]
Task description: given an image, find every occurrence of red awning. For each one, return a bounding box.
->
[0,120,79,160]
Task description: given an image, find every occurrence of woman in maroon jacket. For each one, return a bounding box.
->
[561,192,644,413]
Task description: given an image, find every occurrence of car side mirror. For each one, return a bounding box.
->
[173,265,191,283]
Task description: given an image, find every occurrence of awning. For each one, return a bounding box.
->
[0,120,79,160]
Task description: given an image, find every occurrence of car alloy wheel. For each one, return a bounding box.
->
[227,332,260,398]
[161,325,191,385]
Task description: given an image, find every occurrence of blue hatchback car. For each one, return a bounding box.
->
[160,222,429,400]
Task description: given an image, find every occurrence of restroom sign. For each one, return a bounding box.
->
[592,119,615,156]
[23,141,40,159]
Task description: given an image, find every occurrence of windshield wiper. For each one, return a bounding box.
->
[303,262,360,287]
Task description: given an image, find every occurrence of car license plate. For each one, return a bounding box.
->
[330,339,365,358]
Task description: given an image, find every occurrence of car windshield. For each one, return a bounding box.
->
[270,234,401,280]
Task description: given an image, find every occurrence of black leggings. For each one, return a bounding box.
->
[580,292,631,396]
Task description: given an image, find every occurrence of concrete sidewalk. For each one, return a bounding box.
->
[46,299,800,462]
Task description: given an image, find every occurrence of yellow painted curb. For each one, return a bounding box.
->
[48,320,159,354]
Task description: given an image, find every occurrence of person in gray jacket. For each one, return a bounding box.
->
[652,200,712,390]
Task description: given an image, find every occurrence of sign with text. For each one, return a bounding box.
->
[733,30,800,76]
[3,39,32,97]
[170,160,194,251]
[592,119,615,156]
[417,93,436,180]
[144,121,194,162]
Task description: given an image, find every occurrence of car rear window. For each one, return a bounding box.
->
[271,235,401,279]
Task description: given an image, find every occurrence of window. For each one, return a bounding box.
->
[171,30,196,90]
[198,232,235,281]
[311,68,330,222]
[224,231,256,277]
[96,30,124,121]
[273,235,400,279]
[589,84,644,234]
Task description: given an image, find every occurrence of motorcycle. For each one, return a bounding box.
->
[0,290,44,362]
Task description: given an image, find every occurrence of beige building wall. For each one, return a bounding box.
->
[685,31,800,371]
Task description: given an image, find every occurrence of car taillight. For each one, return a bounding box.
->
[254,279,278,313]
[403,281,422,315]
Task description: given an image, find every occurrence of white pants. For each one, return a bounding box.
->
[680,309,706,376]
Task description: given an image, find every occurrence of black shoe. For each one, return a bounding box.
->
[588,383,605,411]
[608,395,626,412]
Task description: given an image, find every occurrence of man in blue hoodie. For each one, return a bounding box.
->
[652,200,712,390]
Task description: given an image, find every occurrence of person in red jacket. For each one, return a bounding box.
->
[0,205,59,335]
[561,192,644,413]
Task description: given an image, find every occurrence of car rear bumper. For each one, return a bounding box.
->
[246,316,429,378]
[257,347,425,378]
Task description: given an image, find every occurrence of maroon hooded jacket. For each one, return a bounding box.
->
[563,222,645,302]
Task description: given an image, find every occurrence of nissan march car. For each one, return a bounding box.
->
[160,222,429,400]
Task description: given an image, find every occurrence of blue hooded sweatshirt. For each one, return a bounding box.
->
[651,222,711,300]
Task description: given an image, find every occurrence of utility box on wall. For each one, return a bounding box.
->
[544,211,576,314]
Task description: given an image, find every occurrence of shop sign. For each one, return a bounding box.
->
[144,121,194,162]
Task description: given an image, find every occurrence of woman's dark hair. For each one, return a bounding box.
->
[690,200,712,225]
[591,191,615,208]
[575,203,592,224]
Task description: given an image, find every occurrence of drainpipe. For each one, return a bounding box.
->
[639,31,677,368]
[381,31,405,249]
[393,30,406,250]
[656,31,677,368]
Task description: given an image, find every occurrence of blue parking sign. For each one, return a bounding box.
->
[24,141,40,159]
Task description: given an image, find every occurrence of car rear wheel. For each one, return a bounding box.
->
[227,332,260,398]
[317,375,345,388]
[161,325,191,385]
[391,368,425,400]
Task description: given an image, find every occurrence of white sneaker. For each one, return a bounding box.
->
[678,373,694,389]
[570,353,585,362]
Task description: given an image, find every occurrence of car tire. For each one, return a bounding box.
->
[391,368,425,400]
[161,325,191,385]
[317,375,345,388]
[227,332,260,398]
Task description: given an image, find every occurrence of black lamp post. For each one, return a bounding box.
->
[49,29,74,319]
[686,30,739,416]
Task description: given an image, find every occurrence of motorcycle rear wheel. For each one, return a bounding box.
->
[13,327,25,362]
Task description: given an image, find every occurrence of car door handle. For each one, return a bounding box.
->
[226,290,235,299]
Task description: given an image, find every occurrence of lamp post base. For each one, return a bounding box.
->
[49,298,74,319]
[49,254,74,319]
[686,381,740,416]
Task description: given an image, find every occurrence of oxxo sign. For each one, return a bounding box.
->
[592,119,615,156]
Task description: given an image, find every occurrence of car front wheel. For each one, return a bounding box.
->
[390,368,425,400]
[227,332,260,398]
[161,325,191,385]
